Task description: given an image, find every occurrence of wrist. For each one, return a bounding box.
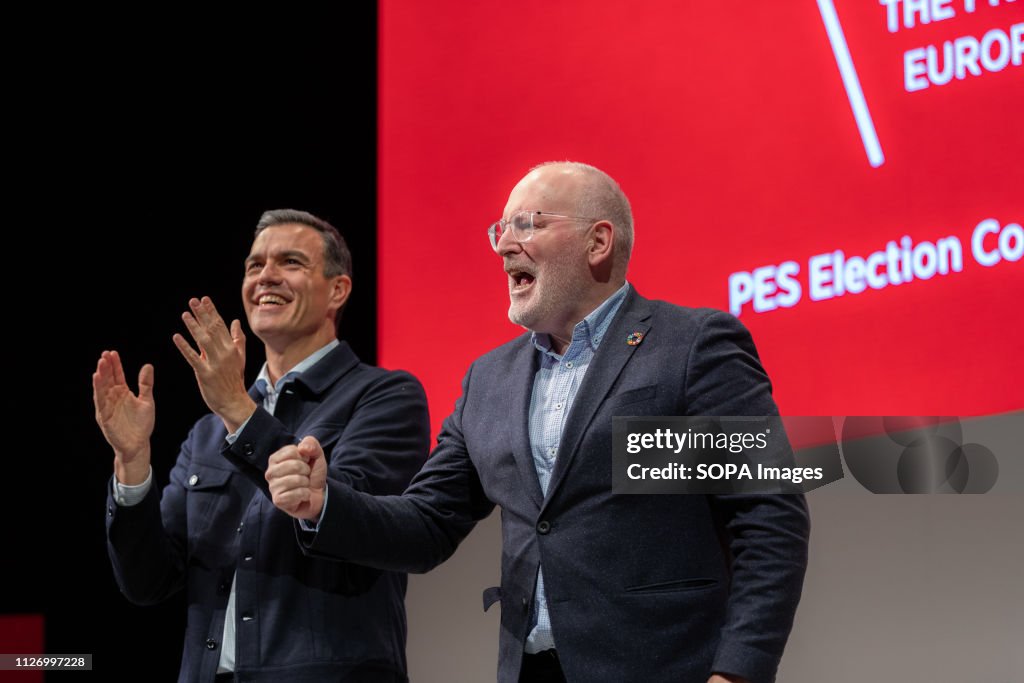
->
[114,452,151,486]
[220,396,257,434]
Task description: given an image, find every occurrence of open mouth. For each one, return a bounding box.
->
[256,294,289,308]
[508,271,536,293]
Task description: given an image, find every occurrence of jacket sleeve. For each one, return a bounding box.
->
[221,370,431,500]
[299,363,496,574]
[105,430,195,606]
[686,311,811,683]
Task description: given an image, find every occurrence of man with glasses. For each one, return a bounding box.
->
[268,165,810,683]
[94,209,430,682]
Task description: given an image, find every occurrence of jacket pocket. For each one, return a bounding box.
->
[185,465,234,539]
[608,384,658,411]
[184,464,233,491]
[625,577,718,593]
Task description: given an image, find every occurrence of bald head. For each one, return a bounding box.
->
[527,161,634,276]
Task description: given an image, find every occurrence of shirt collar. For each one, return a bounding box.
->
[254,338,340,394]
[531,282,630,359]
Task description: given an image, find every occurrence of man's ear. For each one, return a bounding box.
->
[587,220,615,268]
[329,274,353,314]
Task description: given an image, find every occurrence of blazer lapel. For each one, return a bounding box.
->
[508,336,545,509]
[542,290,653,508]
[291,342,361,396]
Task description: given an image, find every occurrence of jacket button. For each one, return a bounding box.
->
[188,474,199,486]
[537,521,551,534]
[107,505,114,517]
[243,554,253,562]
[206,638,217,650]
[521,597,529,612]
[242,443,255,456]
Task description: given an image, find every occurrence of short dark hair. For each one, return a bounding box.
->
[254,209,352,335]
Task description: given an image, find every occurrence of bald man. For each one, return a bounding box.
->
[268,164,809,683]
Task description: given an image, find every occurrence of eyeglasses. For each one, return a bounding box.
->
[487,210,597,252]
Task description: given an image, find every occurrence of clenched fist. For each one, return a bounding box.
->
[266,435,327,521]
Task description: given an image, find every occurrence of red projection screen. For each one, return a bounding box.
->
[377,1,1023,439]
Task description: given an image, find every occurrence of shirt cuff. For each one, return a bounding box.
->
[298,485,329,532]
[224,415,253,445]
[113,467,154,506]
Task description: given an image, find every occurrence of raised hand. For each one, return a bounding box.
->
[172,296,255,433]
[93,350,155,485]
[266,436,328,521]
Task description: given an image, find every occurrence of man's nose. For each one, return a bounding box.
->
[496,227,522,257]
[256,262,283,284]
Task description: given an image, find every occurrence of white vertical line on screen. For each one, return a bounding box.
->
[816,0,886,168]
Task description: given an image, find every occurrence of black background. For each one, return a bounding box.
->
[6,8,378,679]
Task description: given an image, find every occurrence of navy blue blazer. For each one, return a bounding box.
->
[105,342,430,682]
[302,291,810,683]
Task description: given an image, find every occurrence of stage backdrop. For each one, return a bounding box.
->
[377,0,1022,435]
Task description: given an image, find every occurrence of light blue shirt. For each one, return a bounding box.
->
[524,282,630,653]
[225,339,340,444]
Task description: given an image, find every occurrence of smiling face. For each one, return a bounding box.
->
[498,166,594,340]
[242,224,349,353]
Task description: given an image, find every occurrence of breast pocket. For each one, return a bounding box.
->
[301,423,345,455]
[184,464,233,539]
[607,384,659,413]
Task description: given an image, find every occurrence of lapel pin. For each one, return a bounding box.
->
[626,331,645,346]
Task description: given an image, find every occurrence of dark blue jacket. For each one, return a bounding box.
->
[106,342,430,682]
[301,291,809,683]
